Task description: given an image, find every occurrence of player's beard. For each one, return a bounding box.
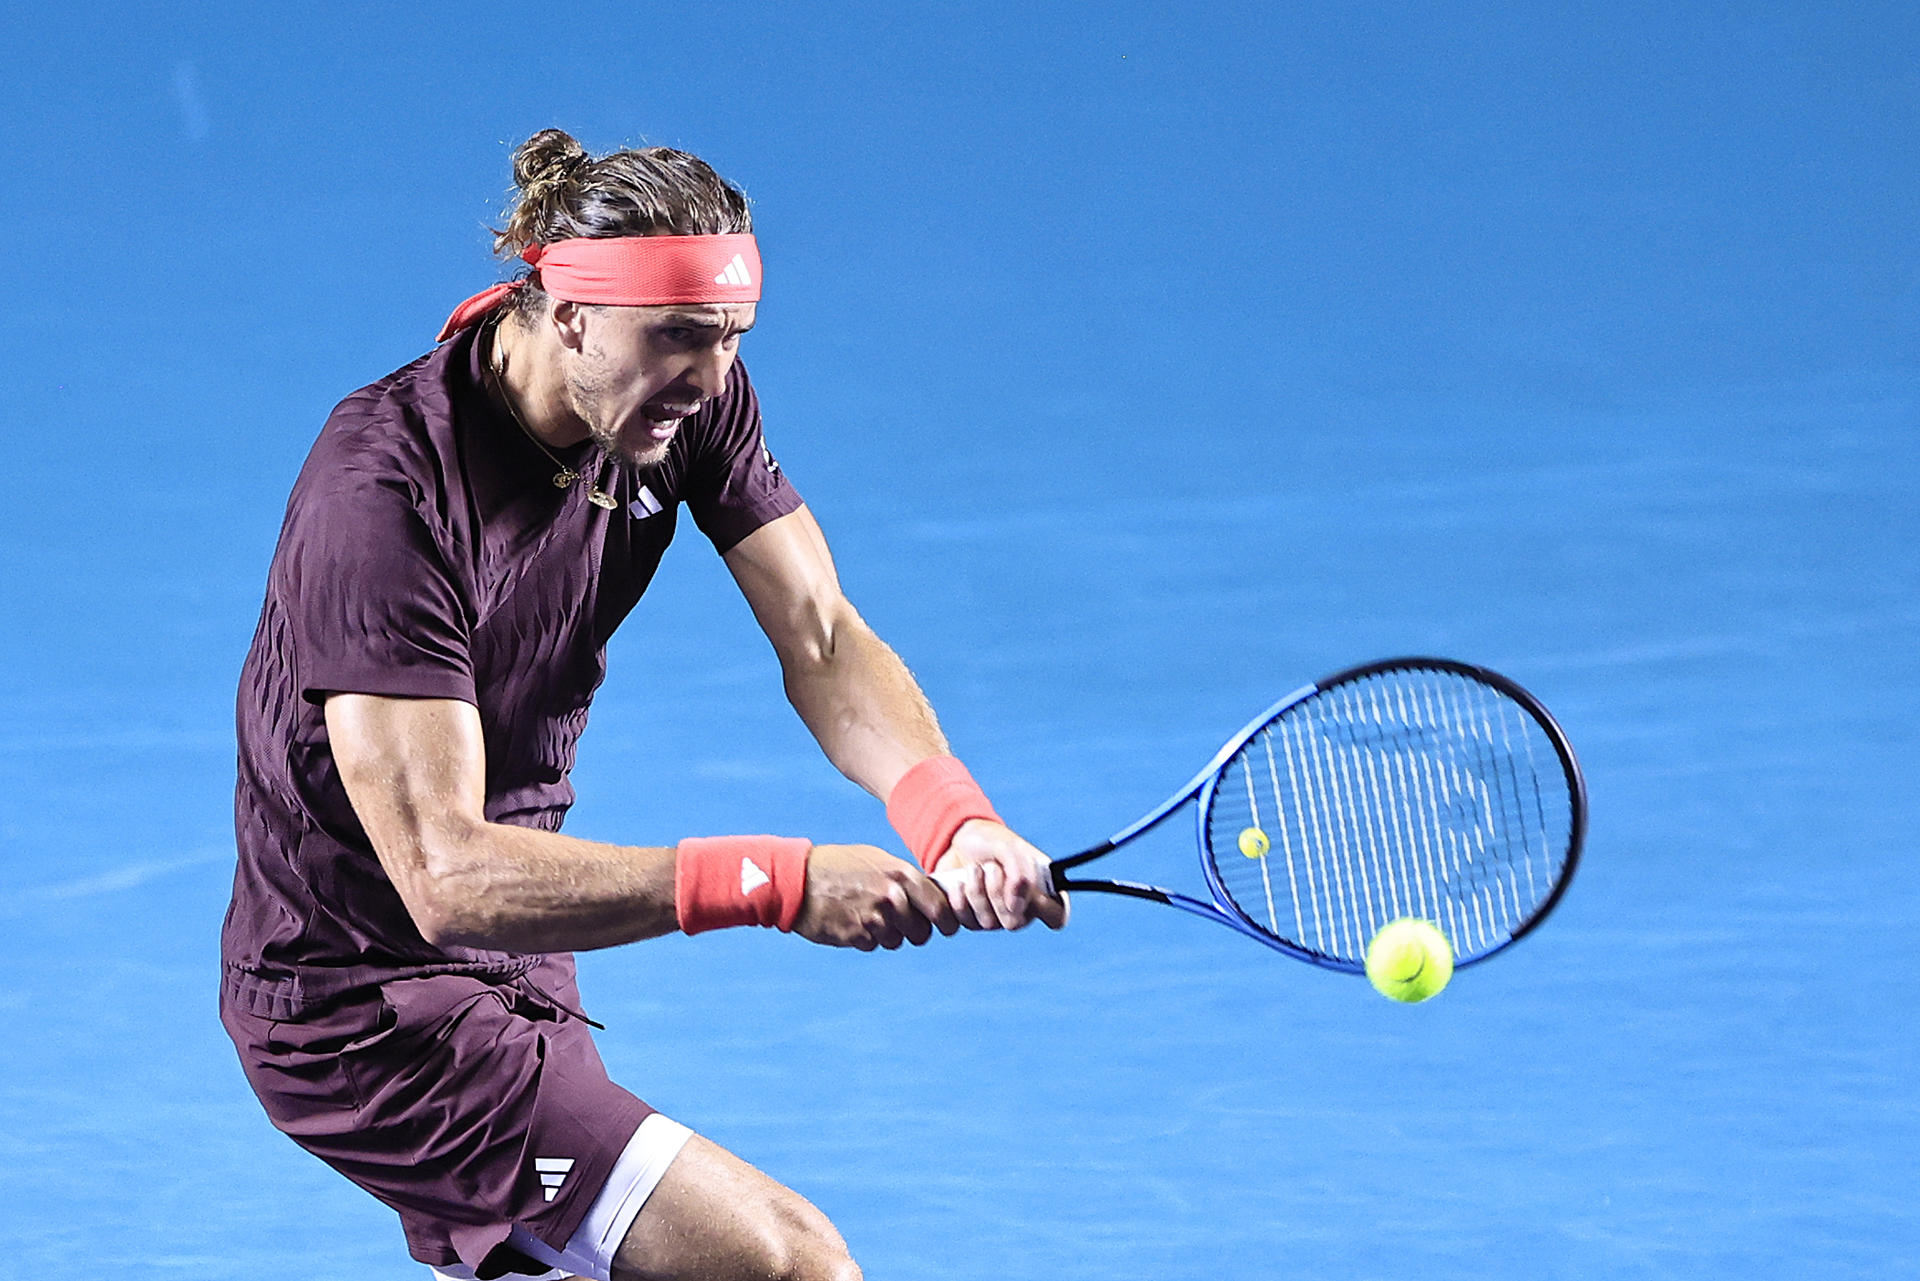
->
[564,352,673,471]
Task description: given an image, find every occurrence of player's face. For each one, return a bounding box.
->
[561,302,756,468]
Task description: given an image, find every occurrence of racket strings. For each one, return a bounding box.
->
[1205,667,1572,965]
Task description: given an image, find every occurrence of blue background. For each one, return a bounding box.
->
[1,3,1914,1277]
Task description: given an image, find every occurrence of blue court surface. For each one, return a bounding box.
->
[2,6,1914,1278]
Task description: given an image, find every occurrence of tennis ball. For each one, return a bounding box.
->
[1365,918,1454,1003]
[1237,826,1271,859]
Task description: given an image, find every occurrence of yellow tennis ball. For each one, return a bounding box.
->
[1365,918,1454,1003]
[1237,827,1271,859]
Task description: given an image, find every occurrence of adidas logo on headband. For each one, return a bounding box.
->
[714,254,753,287]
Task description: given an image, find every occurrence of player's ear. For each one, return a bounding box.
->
[550,300,588,351]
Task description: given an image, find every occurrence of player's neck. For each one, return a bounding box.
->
[490,322,591,449]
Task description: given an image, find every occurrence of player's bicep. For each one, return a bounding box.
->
[324,693,489,935]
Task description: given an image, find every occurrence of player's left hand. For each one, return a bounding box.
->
[937,820,1069,932]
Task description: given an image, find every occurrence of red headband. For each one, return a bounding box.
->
[438,233,761,341]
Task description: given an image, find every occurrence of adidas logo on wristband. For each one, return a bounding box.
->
[740,857,770,896]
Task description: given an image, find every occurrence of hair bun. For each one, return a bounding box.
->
[512,128,590,192]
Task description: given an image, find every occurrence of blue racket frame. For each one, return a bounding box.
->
[1045,657,1587,972]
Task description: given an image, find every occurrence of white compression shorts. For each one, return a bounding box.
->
[430,1113,694,1281]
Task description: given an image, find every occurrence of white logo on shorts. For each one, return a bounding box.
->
[535,1156,575,1202]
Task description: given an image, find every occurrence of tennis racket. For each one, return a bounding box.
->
[1000,657,1585,971]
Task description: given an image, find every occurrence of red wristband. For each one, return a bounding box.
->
[675,836,811,936]
[886,755,1002,872]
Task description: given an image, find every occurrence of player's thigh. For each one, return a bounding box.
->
[610,1134,858,1281]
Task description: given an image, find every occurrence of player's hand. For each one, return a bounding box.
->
[936,820,1070,932]
[792,844,959,952]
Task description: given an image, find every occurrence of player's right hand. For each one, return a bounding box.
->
[793,845,959,951]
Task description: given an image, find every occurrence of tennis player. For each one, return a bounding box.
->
[219,128,1066,1281]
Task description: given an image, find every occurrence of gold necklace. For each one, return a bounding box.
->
[488,329,619,510]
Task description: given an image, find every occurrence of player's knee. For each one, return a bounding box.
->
[787,1245,861,1281]
[761,1196,860,1281]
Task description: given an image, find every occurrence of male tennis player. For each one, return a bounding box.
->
[219,129,1065,1281]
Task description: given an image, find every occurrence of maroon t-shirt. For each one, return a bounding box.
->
[222,328,801,1017]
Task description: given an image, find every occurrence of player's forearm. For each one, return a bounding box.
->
[404,819,680,953]
[782,611,949,800]
[327,693,683,953]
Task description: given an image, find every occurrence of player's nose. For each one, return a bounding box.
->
[685,343,734,398]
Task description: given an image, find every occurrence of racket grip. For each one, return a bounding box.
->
[931,862,1065,895]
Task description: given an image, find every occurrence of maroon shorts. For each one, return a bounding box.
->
[220,957,653,1277]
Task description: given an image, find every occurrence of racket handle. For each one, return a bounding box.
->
[931,862,1065,896]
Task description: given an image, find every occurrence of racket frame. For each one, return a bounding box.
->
[1047,656,1587,971]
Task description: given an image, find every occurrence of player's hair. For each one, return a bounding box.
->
[493,128,753,319]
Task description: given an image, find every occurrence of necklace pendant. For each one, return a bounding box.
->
[588,488,618,510]
[551,469,578,489]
